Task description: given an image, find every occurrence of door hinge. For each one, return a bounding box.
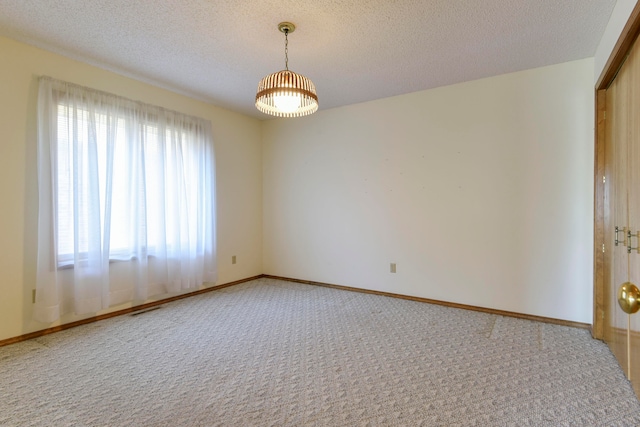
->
[603,243,606,253]
[603,176,606,184]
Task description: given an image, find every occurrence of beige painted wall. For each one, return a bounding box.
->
[263,58,594,323]
[0,36,263,342]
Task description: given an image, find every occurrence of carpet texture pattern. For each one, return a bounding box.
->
[1,278,640,426]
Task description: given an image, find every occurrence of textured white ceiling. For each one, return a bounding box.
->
[0,0,616,119]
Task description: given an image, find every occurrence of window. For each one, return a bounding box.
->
[35,77,217,322]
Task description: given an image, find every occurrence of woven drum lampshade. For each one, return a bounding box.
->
[255,70,318,117]
[255,22,318,118]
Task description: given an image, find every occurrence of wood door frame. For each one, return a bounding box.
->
[594,3,640,339]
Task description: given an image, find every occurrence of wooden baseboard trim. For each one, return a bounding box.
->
[0,275,263,348]
[263,275,592,330]
[2,273,591,347]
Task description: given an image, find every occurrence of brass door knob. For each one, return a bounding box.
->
[618,282,640,314]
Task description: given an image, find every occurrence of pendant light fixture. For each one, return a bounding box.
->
[255,22,318,117]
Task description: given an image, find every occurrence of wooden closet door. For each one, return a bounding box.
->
[627,36,640,395]
[605,55,631,382]
[604,36,640,396]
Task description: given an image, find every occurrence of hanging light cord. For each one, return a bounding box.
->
[284,29,289,70]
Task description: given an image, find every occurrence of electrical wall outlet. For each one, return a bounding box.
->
[232,255,237,264]
[390,263,396,273]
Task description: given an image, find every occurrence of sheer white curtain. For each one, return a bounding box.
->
[35,77,216,323]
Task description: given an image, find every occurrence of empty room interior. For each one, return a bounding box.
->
[3,0,640,425]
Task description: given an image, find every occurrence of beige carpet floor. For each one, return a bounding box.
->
[1,277,640,426]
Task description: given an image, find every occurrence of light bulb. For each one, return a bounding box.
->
[274,94,301,113]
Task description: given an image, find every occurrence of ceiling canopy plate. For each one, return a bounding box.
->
[278,22,295,34]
